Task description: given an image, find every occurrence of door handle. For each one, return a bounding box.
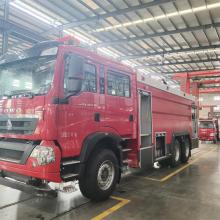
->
[94,113,100,122]
[129,114,134,122]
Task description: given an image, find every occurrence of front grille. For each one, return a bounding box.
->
[0,117,38,135]
[0,148,23,163]
[0,140,35,164]
[0,121,32,127]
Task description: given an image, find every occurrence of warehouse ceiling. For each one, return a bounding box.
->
[1,0,220,77]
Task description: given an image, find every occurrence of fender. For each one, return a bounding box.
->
[79,132,123,164]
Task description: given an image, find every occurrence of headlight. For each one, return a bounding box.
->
[30,145,55,167]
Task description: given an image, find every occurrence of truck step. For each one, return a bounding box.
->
[122,137,130,141]
[141,133,151,136]
[155,155,171,162]
[62,160,80,166]
[123,159,132,164]
[122,148,132,152]
[62,173,79,179]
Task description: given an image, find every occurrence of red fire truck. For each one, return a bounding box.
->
[0,41,199,201]
[199,118,219,143]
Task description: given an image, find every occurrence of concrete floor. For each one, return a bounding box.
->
[0,143,220,220]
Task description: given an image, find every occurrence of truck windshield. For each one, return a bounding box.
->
[199,121,214,129]
[0,56,55,99]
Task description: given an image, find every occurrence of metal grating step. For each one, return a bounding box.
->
[62,173,79,179]
[123,159,132,164]
[155,154,172,162]
[62,160,80,166]
[122,148,132,152]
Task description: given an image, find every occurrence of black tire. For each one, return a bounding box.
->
[159,159,169,167]
[170,139,181,167]
[181,138,190,163]
[79,149,119,202]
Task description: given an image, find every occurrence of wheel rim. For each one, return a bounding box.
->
[175,143,180,162]
[97,160,115,191]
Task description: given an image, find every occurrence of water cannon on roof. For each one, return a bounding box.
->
[57,35,80,46]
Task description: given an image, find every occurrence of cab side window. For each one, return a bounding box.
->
[107,70,130,97]
[82,63,97,93]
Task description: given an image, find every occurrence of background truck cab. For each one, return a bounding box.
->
[199,118,219,143]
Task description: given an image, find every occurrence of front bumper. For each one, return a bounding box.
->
[0,175,57,197]
[0,140,62,183]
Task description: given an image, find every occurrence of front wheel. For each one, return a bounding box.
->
[79,149,119,201]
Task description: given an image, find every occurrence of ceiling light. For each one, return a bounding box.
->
[214,106,220,111]
[193,6,207,12]
[166,12,179,18]
[105,26,114,31]
[207,2,220,9]
[10,0,61,26]
[121,60,137,68]
[143,17,154,22]
[114,24,122,28]
[132,20,144,25]
[127,48,220,61]
[91,2,220,33]
[214,96,220,101]
[123,22,133,27]
[63,30,96,45]
[96,28,105,32]
[97,48,120,59]
[179,9,193,15]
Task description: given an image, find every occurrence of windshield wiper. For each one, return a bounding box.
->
[10,90,35,98]
[0,94,12,99]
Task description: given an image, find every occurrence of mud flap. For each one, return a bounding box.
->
[191,138,199,149]
[140,146,153,170]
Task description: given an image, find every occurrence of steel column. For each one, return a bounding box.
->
[2,0,9,55]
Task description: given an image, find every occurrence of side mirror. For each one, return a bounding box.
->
[65,54,84,95]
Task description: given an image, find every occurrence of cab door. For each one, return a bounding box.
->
[103,69,135,138]
[57,55,100,157]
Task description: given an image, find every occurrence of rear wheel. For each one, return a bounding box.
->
[181,138,190,163]
[170,139,181,167]
[79,149,119,201]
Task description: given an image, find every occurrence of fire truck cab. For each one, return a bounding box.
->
[199,118,219,143]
